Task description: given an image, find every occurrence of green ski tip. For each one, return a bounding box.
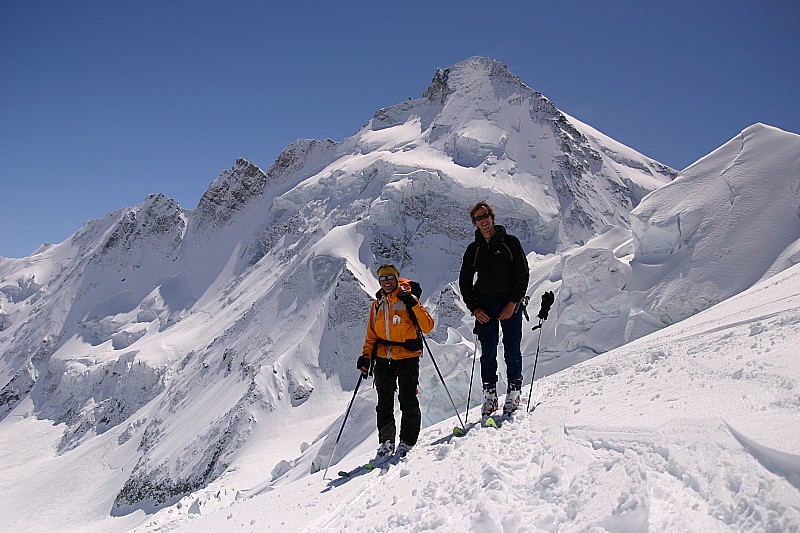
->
[484,417,499,428]
[453,426,466,436]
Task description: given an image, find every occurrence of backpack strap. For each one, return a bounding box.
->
[374,336,423,352]
[369,292,423,351]
[473,236,514,267]
[501,238,513,261]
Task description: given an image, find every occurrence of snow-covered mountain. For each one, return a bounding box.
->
[1,57,798,532]
[531,122,800,372]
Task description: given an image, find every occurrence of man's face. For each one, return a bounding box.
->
[379,274,398,293]
[472,207,494,234]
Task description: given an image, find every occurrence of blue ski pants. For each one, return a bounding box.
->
[476,298,523,391]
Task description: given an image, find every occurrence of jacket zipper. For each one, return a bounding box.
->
[383,297,393,360]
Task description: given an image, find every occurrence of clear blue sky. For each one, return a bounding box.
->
[2,1,798,258]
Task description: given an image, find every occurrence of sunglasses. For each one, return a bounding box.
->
[379,274,396,282]
[473,212,492,221]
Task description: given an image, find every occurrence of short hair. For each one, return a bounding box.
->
[469,201,495,221]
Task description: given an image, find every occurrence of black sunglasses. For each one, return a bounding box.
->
[379,274,396,282]
[473,212,492,221]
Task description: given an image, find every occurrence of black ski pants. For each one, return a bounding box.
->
[373,356,421,446]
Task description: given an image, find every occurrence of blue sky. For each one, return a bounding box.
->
[2,1,798,258]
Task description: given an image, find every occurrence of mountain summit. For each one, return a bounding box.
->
[370,56,675,251]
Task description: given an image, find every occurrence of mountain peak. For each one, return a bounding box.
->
[193,158,268,229]
[424,56,525,104]
[447,56,518,82]
[265,138,338,184]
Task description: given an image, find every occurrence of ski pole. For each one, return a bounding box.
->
[526,318,544,412]
[464,328,480,425]
[323,372,364,479]
[406,309,466,432]
[420,332,466,431]
[526,291,554,412]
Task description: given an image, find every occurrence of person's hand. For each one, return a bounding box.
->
[357,355,371,375]
[397,291,417,308]
[473,308,491,324]
[498,302,517,320]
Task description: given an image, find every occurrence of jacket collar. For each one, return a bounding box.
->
[474,224,507,243]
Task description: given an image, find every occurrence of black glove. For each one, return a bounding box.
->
[397,291,417,308]
[537,291,555,320]
[357,355,371,375]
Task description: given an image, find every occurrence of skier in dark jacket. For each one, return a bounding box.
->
[459,201,529,417]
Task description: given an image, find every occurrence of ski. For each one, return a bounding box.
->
[451,421,480,437]
[324,454,403,490]
[335,450,408,480]
[437,401,540,443]
[483,400,540,428]
[449,415,506,435]
[483,414,506,428]
[337,462,377,478]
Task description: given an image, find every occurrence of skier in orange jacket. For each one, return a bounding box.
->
[358,262,434,461]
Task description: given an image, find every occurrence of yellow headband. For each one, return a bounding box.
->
[377,264,400,279]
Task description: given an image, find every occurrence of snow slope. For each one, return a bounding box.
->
[157,255,800,532]
[534,123,800,367]
[4,240,799,533]
[628,123,800,333]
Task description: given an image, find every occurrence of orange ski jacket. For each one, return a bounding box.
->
[362,279,434,361]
